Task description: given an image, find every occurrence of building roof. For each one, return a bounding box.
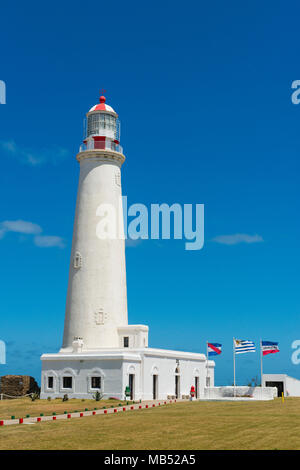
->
[88,95,116,114]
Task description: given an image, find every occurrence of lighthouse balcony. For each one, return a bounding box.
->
[79,140,123,154]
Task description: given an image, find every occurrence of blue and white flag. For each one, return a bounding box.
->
[234,339,255,354]
[207,343,222,357]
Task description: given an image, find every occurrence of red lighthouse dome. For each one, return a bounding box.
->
[88,95,117,115]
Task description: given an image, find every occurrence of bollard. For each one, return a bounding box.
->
[130,406,134,410]
[92,411,96,415]
[146,405,148,408]
[104,410,107,414]
[123,407,126,411]
[67,414,71,419]
[139,405,142,409]
[282,392,284,403]
[0,421,4,426]
[114,409,117,413]
[80,413,84,417]
[53,416,56,420]
[37,417,41,422]
[19,418,23,424]
[152,404,155,407]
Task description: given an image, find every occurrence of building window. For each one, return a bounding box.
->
[74,252,82,269]
[48,377,54,389]
[91,377,101,389]
[123,336,129,348]
[63,376,73,389]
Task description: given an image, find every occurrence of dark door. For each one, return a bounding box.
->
[195,377,199,398]
[266,381,284,397]
[129,374,135,400]
[153,375,158,400]
[175,375,180,398]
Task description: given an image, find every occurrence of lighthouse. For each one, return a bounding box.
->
[61,95,128,352]
[40,95,215,401]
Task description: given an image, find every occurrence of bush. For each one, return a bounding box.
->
[62,394,69,402]
[30,392,40,401]
[93,391,103,401]
[47,397,51,401]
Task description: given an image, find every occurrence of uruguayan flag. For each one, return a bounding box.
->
[234,339,255,354]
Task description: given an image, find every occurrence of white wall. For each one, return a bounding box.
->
[61,154,128,352]
[41,348,214,401]
[286,376,300,397]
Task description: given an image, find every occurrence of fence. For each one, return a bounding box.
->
[204,386,277,400]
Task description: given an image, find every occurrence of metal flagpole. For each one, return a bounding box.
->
[233,337,236,398]
[206,342,209,399]
[260,338,263,398]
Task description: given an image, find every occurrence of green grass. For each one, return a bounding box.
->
[1,398,300,449]
[0,397,126,421]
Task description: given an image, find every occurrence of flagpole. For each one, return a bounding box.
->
[260,338,263,391]
[233,337,236,398]
[206,342,208,399]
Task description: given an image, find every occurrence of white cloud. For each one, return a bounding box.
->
[0,140,69,166]
[1,220,42,235]
[34,235,65,249]
[0,219,65,249]
[212,233,264,245]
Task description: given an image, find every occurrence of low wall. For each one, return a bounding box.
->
[203,386,277,400]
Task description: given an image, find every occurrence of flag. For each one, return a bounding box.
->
[234,339,255,354]
[207,343,222,356]
[261,341,279,356]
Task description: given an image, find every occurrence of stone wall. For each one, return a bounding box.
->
[0,375,40,398]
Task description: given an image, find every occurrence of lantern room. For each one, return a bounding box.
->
[79,95,122,154]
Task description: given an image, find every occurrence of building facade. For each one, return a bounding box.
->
[40,95,214,400]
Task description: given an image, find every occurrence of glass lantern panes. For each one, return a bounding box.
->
[87,112,120,138]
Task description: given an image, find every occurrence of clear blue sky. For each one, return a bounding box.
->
[0,0,300,386]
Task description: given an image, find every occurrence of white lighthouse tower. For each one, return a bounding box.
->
[40,95,214,401]
[61,95,128,352]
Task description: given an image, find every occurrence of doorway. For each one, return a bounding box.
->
[129,374,135,400]
[266,381,284,397]
[175,375,180,399]
[153,375,158,400]
[195,377,199,398]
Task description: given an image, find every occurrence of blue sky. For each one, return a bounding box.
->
[0,0,300,386]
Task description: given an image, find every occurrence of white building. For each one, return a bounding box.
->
[262,374,300,397]
[40,95,215,400]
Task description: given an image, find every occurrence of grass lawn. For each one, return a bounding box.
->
[1,397,300,450]
[0,397,127,420]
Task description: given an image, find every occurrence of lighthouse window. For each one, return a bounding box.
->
[123,336,129,348]
[63,377,73,389]
[74,252,82,269]
[91,377,101,389]
[87,113,117,137]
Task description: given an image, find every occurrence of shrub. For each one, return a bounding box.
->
[30,392,40,401]
[93,391,103,401]
[62,394,69,402]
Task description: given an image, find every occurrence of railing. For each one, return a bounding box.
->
[79,140,123,154]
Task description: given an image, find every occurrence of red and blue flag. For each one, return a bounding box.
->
[261,341,279,356]
[207,343,222,356]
